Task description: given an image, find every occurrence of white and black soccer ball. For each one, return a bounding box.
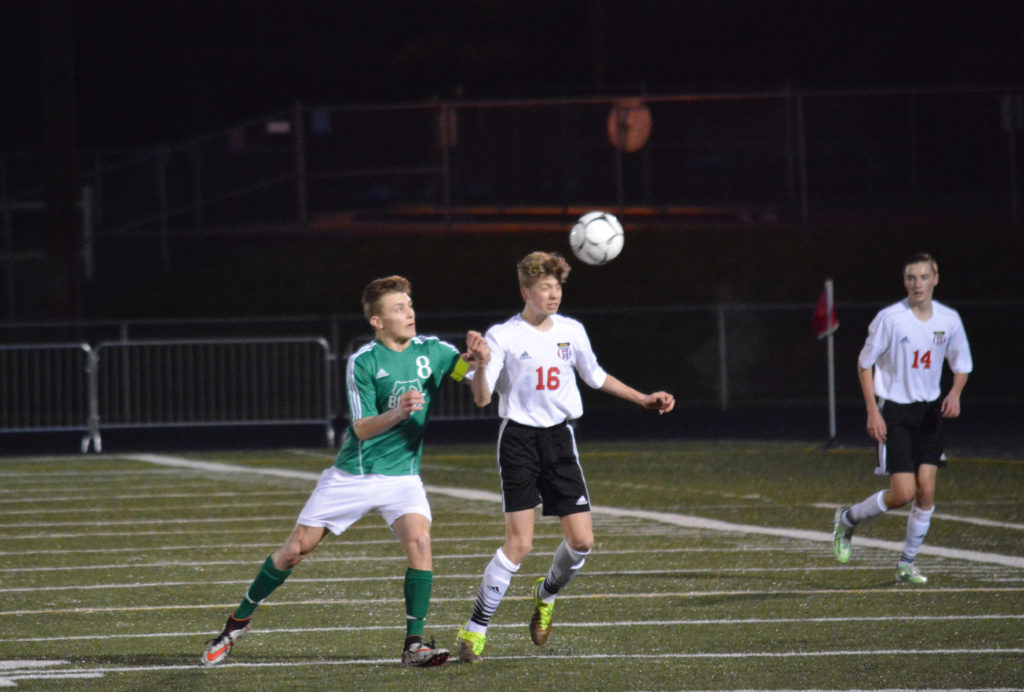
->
[569,211,624,266]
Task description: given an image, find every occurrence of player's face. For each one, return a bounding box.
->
[903,261,938,307]
[521,275,562,317]
[371,292,416,343]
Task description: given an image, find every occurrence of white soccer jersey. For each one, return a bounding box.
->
[479,313,608,427]
[858,299,973,404]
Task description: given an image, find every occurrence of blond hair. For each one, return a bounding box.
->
[361,275,411,320]
[516,251,571,288]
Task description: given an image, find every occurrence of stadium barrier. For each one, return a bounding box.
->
[0,343,99,452]
[1,300,1015,451]
[90,337,335,451]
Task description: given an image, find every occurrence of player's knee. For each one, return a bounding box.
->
[407,529,432,557]
[276,541,312,569]
[886,487,915,507]
[568,537,593,554]
[504,538,533,561]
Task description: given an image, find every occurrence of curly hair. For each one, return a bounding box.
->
[362,275,412,320]
[516,251,571,288]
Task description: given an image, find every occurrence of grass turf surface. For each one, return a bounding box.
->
[1,440,1022,691]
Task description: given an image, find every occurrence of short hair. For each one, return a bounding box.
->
[362,275,411,320]
[516,251,571,288]
[903,252,938,276]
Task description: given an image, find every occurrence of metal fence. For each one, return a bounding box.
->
[1,300,1015,451]
[93,338,334,450]
[0,343,97,451]
[1,338,335,452]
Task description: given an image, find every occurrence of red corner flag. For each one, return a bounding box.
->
[812,281,839,339]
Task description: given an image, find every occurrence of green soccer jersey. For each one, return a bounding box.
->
[336,335,466,476]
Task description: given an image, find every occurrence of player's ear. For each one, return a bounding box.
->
[369,315,383,330]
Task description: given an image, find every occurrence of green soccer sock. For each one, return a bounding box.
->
[233,555,293,620]
[404,568,433,638]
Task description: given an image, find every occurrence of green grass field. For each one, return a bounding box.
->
[1,440,1022,691]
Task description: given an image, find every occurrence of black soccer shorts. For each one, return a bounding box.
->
[877,399,945,475]
[496,419,591,516]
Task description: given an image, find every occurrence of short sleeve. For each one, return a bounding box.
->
[858,311,891,371]
[482,328,507,393]
[430,338,461,386]
[573,323,607,389]
[946,315,973,374]
[346,352,378,421]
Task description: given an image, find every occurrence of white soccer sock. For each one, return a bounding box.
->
[466,548,519,633]
[845,490,888,526]
[538,540,590,603]
[900,503,934,565]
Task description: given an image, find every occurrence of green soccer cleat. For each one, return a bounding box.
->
[456,627,486,663]
[896,562,928,585]
[832,507,854,564]
[529,577,555,646]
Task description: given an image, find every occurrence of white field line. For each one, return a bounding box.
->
[0,500,305,517]
[58,450,1024,569]
[1,649,1023,679]
[0,546,795,573]
[0,566,907,594]
[3,587,1023,617]
[7,452,1024,572]
[2,614,1022,644]
[0,520,503,541]
[115,453,1024,570]
[811,502,1024,531]
[284,449,335,458]
[0,490,305,505]
[0,515,299,529]
[0,468,184,478]
[0,534,773,556]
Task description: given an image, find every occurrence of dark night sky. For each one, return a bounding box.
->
[4,0,1023,150]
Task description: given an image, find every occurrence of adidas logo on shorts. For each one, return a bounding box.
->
[576,495,588,505]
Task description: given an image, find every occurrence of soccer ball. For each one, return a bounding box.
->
[569,211,624,266]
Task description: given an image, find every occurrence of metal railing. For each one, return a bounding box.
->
[0,300,1016,451]
[92,337,334,451]
[1,338,335,452]
[0,343,97,451]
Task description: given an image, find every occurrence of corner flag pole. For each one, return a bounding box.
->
[825,278,837,442]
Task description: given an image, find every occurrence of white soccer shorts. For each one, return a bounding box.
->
[296,467,432,535]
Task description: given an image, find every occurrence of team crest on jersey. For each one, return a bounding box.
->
[932,331,946,346]
[556,342,572,361]
[387,380,423,410]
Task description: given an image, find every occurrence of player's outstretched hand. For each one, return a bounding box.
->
[643,391,675,414]
[464,330,490,368]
